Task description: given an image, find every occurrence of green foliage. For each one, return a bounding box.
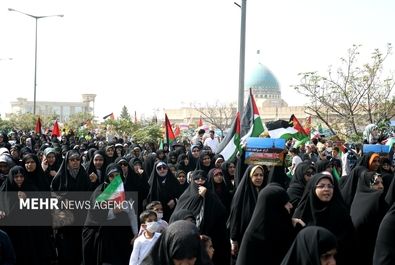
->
[120,106,131,120]
[131,123,163,145]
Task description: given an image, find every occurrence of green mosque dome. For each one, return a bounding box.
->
[245,63,280,91]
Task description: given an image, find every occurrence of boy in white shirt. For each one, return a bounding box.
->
[146,201,168,233]
[129,210,161,265]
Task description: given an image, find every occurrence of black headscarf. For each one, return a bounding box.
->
[221,160,236,193]
[123,156,150,216]
[51,149,92,191]
[385,175,395,207]
[236,183,295,265]
[287,162,315,208]
[176,153,193,174]
[280,226,337,265]
[293,173,356,264]
[227,165,267,244]
[268,165,290,189]
[350,171,388,265]
[146,161,182,221]
[206,168,232,215]
[195,151,214,176]
[175,169,189,194]
[0,166,38,225]
[22,153,50,191]
[85,150,106,184]
[143,152,157,178]
[169,209,196,224]
[373,202,395,265]
[141,220,212,265]
[339,153,377,210]
[173,170,229,265]
[82,163,133,265]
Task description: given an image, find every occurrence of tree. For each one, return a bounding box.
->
[64,112,95,137]
[191,101,237,135]
[120,105,131,120]
[294,44,395,140]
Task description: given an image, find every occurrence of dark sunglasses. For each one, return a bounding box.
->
[119,162,128,166]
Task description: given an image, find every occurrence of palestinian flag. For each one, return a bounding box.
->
[266,114,309,141]
[165,114,176,146]
[217,112,241,161]
[96,174,125,203]
[241,88,266,141]
[103,112,115,120]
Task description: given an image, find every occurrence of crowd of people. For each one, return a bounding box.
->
[0,126,394,265]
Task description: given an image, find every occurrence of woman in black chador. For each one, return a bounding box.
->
[293,173,356,265]
[236,183,296,265]
[82,163,136,265]
[173,170,229,265]
[227,165,268,260]
[145,161,182,221]
[281,226,338,265]
[141,220,213,265]
[51,150,96,265]
[350,171,388,265]
[0,166,53,265]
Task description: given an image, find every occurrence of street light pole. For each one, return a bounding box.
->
[235,0,247,118]
[8,8,63,115]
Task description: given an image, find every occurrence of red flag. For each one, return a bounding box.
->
[304,116,312,135]
[35,117,42,134]
[290,114,308,136]
[52,120,61,137]
[174,125,180,137]
[198,116,203,127]
[165,114,176,145]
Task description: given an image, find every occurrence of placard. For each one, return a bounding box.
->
[363,144,390,155]
[245,137,286,166]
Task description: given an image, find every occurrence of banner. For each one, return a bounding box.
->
[245,137,286,166]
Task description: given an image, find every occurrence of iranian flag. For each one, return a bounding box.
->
[241,88,266,143]
[217,112,241,161]
[96,174,125,203]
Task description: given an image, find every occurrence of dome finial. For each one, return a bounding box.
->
[256,50,262,64]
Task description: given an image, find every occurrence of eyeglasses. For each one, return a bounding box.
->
[157,166,167,170]
[315,184,334,189]
[119,162,128,167]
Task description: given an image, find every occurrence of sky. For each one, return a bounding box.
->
[0,0,394,120]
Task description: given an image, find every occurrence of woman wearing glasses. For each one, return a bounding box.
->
[293,173,356,265]
[145,161,183,222]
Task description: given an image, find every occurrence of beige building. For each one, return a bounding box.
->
[9,94,96,122]
[165,60,307,125]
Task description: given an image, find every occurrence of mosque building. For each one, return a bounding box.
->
[165,56,307,125]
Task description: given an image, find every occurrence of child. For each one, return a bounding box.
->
[129,210,161,265]
[145,201,168,233]
[201,235,214,260]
